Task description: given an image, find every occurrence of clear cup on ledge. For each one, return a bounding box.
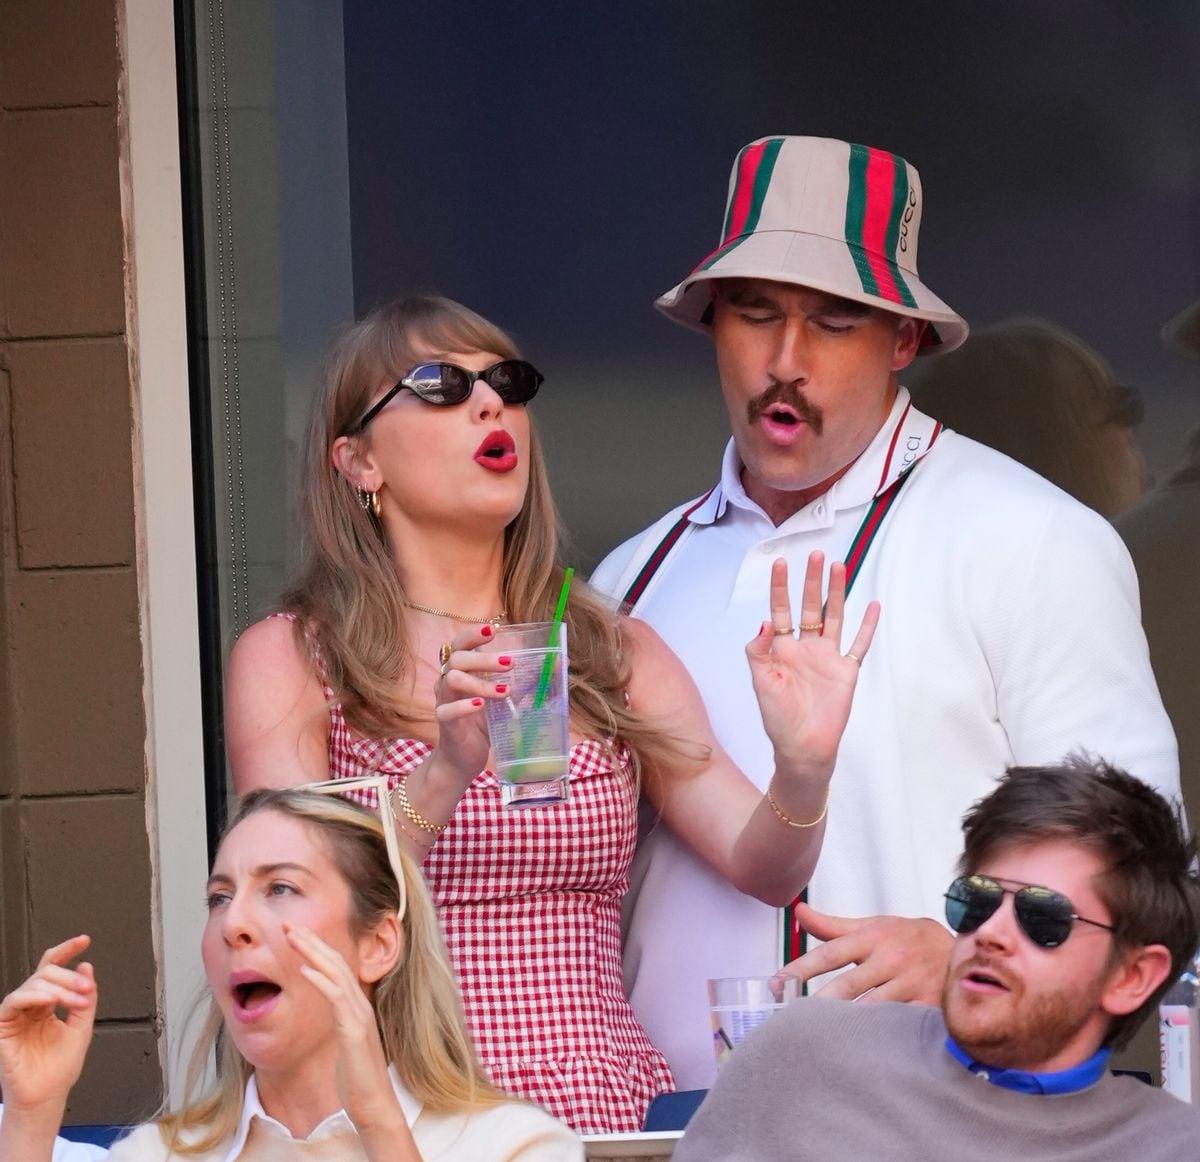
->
[483,621,570,808]
[708,975,800,1067]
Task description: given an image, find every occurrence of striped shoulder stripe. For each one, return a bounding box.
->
[621,489,715,607]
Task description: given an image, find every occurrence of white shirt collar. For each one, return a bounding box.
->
[704,386,940,527]
[222,1066,423,1160]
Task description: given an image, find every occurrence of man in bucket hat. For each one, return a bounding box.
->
[591,135,1179,1089]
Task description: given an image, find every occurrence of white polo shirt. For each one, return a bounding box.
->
[592,388,1179,1090]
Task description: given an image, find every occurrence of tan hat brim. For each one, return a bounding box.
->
[655,228,969,353]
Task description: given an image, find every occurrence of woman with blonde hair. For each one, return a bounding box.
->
[0,786,582,1160]
[225,294,877,1132]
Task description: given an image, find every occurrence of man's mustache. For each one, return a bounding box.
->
[747,381,825,435]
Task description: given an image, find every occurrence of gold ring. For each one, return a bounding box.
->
[773,626,794,637]
[798,621,824,633]
[439,643,452,666]
[846,652,862,665]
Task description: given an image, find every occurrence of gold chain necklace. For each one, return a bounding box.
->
[403,598,506,627]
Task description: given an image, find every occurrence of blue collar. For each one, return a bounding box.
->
[945,1036,1112,1095]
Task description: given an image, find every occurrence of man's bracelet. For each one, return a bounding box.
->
[766,780,831,829]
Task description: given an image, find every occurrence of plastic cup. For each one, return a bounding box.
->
[708,975,800,1066]
[483,621,570,809]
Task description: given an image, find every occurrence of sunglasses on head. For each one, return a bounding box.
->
[301,776,407,922]
[944,873,1115,949]
[351,359,543,432]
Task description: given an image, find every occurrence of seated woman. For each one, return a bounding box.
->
[0,788,582,1161]
[225,295,877,1132]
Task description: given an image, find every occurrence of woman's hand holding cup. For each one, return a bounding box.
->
[430,623,514,789]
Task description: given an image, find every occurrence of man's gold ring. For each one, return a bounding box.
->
[773,626,794,637]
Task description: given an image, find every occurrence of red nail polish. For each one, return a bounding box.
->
[481,624,493,637]
[471,698,483,707]
[498,655,512,666]
[495,683,508,694]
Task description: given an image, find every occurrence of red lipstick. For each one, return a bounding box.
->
[474,429,518,473]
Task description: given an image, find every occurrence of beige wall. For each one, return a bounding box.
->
[0,0,161,1121]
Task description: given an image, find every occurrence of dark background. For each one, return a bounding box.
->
[342,1,1200,568]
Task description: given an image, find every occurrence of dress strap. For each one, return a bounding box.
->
[268,610,335,698]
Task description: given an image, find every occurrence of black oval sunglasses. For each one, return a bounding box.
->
[350,360,543,434]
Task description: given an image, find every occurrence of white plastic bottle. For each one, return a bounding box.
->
[1160,951,1200,1102]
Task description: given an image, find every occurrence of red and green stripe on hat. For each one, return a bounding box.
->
[698,139,920,310]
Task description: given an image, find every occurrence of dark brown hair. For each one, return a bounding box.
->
[959,755,1200,1050]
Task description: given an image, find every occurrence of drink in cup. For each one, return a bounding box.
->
[483,621,570,808]
[708,975,800,1066]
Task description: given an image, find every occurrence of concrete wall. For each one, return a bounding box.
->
[0,0,161,1122]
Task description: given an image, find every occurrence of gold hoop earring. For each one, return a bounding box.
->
[357,487,381,519]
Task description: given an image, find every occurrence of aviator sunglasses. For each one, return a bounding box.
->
[351,359,543,433]
[944,873,1116,949]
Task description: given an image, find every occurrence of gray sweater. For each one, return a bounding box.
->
[674,999,1200,1161]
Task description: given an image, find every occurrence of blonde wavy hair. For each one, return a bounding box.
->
[158,788,501,1153]
[281,293,693,785]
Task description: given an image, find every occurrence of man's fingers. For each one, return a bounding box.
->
[783,931,870,984]
[846,600,881,663]
[822,560,847,643]
[769,559,793,635]
[855,975,932,1005]
[791,900,862,940]
[808,962,894,1002]
[797,551,825,635]
[745,621,775,666]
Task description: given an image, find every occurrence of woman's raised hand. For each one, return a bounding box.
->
[0,935,96,1115]
[744,552,879,777]
[284,923,417,1156]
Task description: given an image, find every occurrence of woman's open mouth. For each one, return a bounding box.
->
[231,973,283,1021]
[474,430,518,472]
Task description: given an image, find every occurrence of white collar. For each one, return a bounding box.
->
[222,1066,423,1160]
[705,386,940,526]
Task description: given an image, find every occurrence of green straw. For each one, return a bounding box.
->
[533,567,573,709]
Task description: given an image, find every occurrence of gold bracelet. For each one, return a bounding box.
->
[393,814,438,849]
[391,779,448,836]
[766,780,830,829]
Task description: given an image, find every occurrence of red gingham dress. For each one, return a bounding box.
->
[325,701,675,1133]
